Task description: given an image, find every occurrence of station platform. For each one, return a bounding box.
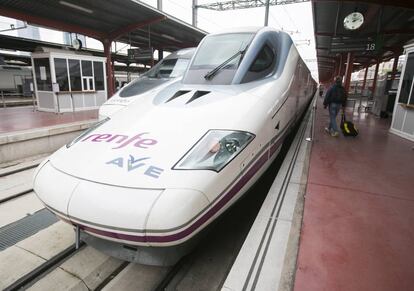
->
[0,106,98,165]
[294,98,414,291]
[0,106,98,134]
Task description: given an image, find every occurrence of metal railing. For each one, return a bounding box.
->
[0,90,37,109]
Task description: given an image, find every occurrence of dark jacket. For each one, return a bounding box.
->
[323,84,347,107]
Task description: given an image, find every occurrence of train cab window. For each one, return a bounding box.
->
[250,45,275,72]
[241,44,276,83]
[184,33,254,85]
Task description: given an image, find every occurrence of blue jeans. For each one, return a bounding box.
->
[328,103,341,133]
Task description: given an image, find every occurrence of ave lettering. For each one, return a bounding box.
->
[106,155,164,179]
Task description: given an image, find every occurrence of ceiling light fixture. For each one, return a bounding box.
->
[161,34,181,42]
[59,1,93,14]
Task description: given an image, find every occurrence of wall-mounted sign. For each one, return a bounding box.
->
[52,82,60,93]
[39,66,47,80]
[330,36,382,53]
[128,48,154,61]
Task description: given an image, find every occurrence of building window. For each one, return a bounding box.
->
[82,76,94,91]
[69,59,82,91]
[399,52,414,104]
[34,58,52,91]
[81,60,94,91]
[54,58,69,91]
[82,60,93,76]
[93,61,105,90]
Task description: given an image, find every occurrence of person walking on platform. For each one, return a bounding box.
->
[323,76,347,137]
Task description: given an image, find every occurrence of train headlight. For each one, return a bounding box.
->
[66,117,110,148]
[174,130,254,172]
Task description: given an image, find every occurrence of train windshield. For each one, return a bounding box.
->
[191,33,253,69]
[184,33,254,85]
[146,58,189,79]
[118,57,190,97]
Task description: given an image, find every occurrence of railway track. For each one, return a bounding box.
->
[0,163,40,178]
[0,159,41,204]
[3,242,85,291]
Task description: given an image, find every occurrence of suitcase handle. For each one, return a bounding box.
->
[341,110,347,123]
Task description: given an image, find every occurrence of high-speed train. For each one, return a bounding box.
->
[99,47,195,118]
[33,27,316,265]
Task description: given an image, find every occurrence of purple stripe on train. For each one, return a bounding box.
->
[76,132,287,244]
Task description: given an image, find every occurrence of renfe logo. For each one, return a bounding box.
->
[81,133,157,149]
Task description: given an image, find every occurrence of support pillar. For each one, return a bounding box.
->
[371,58,381,97]
[103,39,114,97]
[361,64,369,95]
[264,0,270,26]
[344,52,354,93]
[192,0,198,27]
[338,54,343,77]
[158,49,164,61]
[333,59,339,77]
[390,54,400,82]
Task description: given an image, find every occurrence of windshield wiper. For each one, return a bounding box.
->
[204,49,245,80]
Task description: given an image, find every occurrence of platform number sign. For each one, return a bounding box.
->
[366,43,376,51]
[366,36,383,53]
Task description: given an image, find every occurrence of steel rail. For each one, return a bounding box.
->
[0,163,40,178]
[3,242,85,291]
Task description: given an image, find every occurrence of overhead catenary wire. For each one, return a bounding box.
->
[167,0,224,30]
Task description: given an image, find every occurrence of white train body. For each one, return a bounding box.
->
[33,27,315,257]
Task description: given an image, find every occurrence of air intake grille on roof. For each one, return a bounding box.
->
[186,91,210,104]
[166,90,191,103]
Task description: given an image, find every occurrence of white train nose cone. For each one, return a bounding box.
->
[145,189,210,245]
[67,180,163,243]
[34,162,210,246]
[33,161,78,219]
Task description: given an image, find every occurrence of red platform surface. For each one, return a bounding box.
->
[0,107,98,134]
[294,99,414,291]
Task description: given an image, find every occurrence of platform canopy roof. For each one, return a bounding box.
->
[0,34,132,64]
[312,0,414,83]
[0,0,207,51]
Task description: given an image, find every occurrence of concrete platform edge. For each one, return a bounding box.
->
[0,119,96,164]
[221,99,315,291]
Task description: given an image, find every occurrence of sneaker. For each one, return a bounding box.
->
[330,131,339,137]
[324,127,330,134]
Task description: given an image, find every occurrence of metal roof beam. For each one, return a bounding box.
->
[109,16,167,41]
[315,29,414,37]
[312,0,414,10]
[196,0,310,11]
[0,6,105,40]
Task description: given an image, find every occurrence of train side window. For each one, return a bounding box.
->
[250,45,275,72]
[241,44,276,83]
